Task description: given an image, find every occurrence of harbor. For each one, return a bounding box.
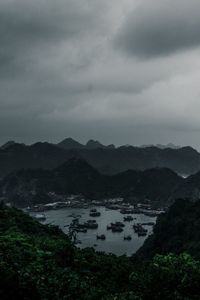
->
[41,205,157,256]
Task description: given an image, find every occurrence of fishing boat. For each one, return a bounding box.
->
[90,208,97,213]
[112,226,123,233]
[133,223,148,235]
[96,234,106,240]
[141,222,155,226]
[124,235,132,240]
[124,216,134,221]
[107,225,112,230]
[111,221,125,227]
[138,231,147,237]
[75,228,87,233]
[84,220,98,229]
[89,211,101,217]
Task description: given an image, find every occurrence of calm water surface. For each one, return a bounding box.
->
[43,206,156,256]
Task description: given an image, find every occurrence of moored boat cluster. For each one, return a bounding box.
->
[133,223,148,236]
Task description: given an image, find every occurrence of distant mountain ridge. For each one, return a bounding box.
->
[57,138,85,149]
[57,138,115,150]
[1,140,17,149]
[141,143,181,149]
[0,139,200,178]
[1,138,181,151]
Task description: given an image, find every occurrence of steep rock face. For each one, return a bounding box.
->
[170,171,200,201]
[136,199,200,260]
[132,168,183,207]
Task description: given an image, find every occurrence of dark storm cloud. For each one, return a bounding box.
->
[1,0,200,149]
[0,0,101,74]
[116,0,200,58]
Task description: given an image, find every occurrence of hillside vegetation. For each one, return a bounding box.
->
[137,199,200,260]
[1,202,200,299]
[0,158,182,207]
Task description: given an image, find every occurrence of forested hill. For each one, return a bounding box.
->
[170,171,200,201]
[4,157,200,208]
[136,199,200,260]
[0,158,183,207]
[0,141,200,177]
[0,204,133,299]
[1,203,200,299]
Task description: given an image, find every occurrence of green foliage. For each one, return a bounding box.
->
[130,253,200,299]
[137,199,200,260]
[1,204,200,299]
[0,205,134,299]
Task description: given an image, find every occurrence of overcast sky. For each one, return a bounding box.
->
[1,0,200,148]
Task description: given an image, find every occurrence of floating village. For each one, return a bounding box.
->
[25,194,163,246]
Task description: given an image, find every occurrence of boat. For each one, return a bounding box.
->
[86,223,98,229]
[107,221,125,232]
[96,234,106,240]
[120,208,142,214]
[76,223,86,229]
[86,219,97,224]
[124,235,132,240]
[143,211,160,217]
[120,208,134,214]
[112,226,123,232]
[106,225,112,230]
[90,208,97,213]
[84,220,98,229]
[133,223,148,234]
[75,228,87,233]
[138,231,147,237]
[111,221,125,227]
[124,216,134,221]
[70,219,98,230]
[141,222,155,226]
[89,211,101,217]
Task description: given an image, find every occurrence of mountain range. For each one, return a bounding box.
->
[0,157,183,207]
[2,154,200,207]
[57,138,115,150]
[0,138,200,178]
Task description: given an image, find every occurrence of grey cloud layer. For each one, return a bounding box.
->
[0,0,107,74]
[1,0,200,148]
[116,0,200,58]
